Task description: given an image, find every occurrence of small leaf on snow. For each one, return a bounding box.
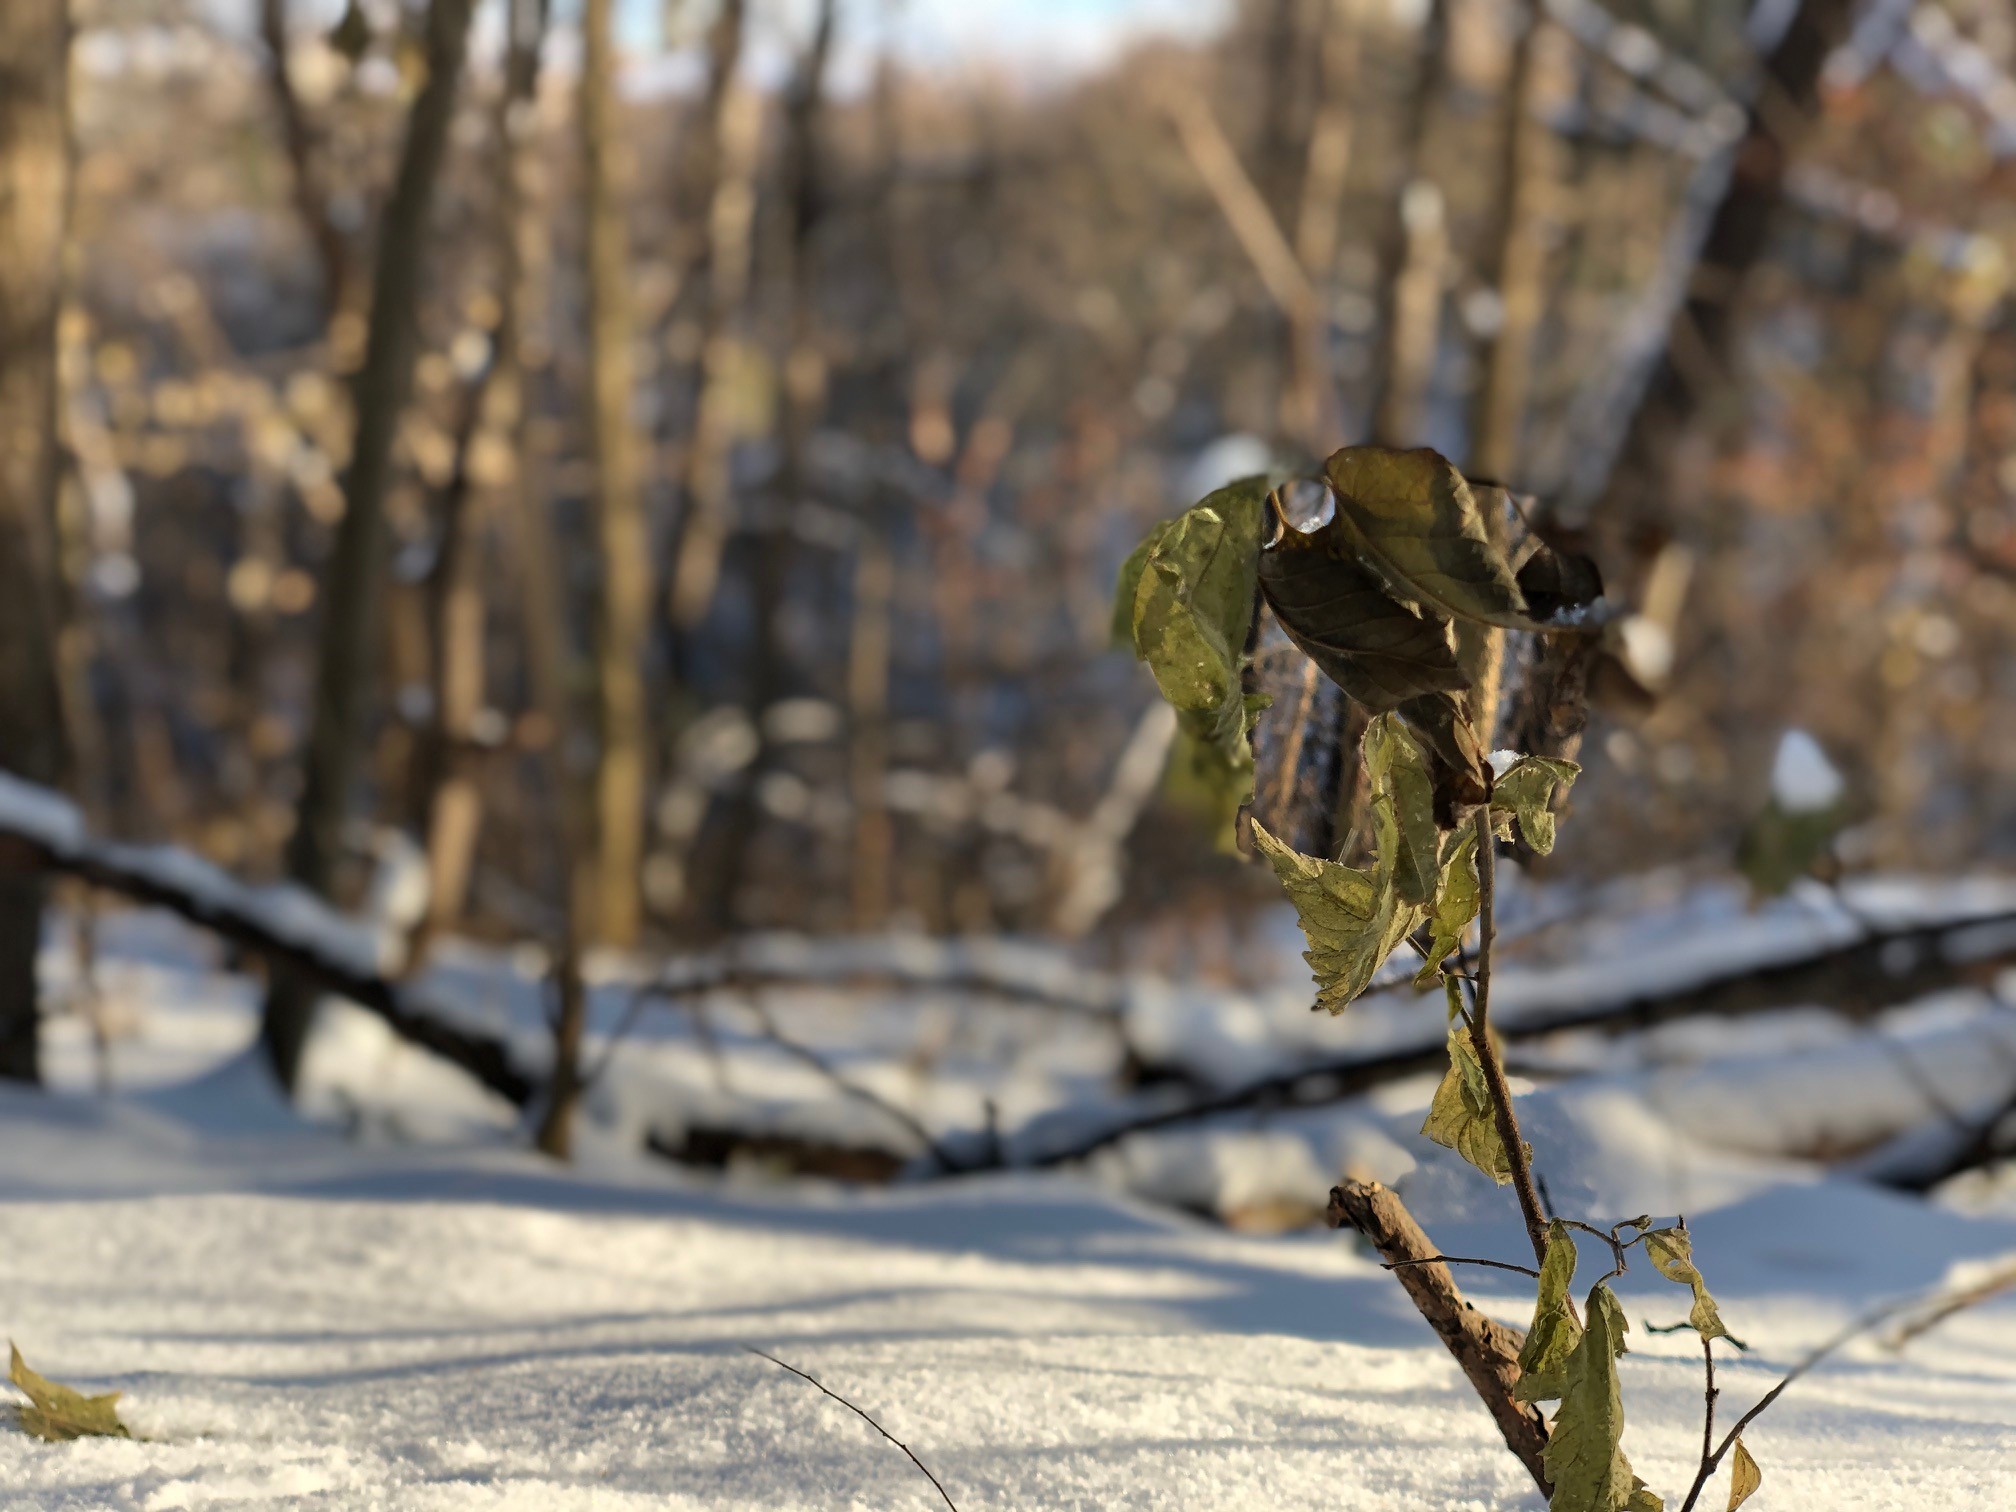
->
[1516,1219,1584,1403]
[1414,825,1480,987]
[1643,1228,1729,1343]
[1491,754,1581,855]
[1422,1008,1519,1184]
[1323,446,1534,630]
[1365,714,1442,906]
[8,1344,130,1443]
[1544,1286,1647,1512]
[1726,1438,1762,1511]
[1253,819,1420,1014]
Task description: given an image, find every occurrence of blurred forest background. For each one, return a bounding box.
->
[10,0,2016,1107]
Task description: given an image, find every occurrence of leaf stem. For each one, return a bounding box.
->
[1468,803,1550,1266]
[1695,1335,1718,1503]
[1674,1292,1922,1512]
[1384,1254,1542,1279]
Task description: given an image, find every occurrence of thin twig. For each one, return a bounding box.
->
[741,993,963,1173]
[1675,1291,1926,1512]
[1469,804,1551,1266]
[1885,1259,2016,1350]
[1385,1255,1542,1279]
[745,1347,960,1511]
[1695,1335,1718,1502]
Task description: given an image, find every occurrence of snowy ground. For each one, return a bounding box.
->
[4,913,2016,1508]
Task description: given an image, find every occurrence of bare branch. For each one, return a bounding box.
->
[1329,1180,1552,1494]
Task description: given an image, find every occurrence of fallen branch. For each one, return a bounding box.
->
[1328,1180,1551,1494]
[0,774,533,1105]
[1018,901,2016,1168]
[1885,1259,2016,1350]
[1867,1078,2016,1193]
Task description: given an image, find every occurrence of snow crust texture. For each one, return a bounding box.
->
[5,1080,2016,1510]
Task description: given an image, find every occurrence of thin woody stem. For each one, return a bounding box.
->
[1469,802,1550,1266]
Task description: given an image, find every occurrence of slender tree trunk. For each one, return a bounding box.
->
[1469,9,1557,485]
[666,1,761,634]
[262,0,479,1093]
[709,0,837,931]
[408,0,551,965]
[0,0,72,1086]
[1587,0,1856,555]
[257,0,348,322]
[1369,0,1448,447]
[578,0,651,951]
[848,537,896,929]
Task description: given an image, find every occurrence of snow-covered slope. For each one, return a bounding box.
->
[5,1009,2016,1508]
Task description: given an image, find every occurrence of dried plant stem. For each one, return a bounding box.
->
[1468,803,1550,1265]
[745,1347,959,1511]
[1696,1336,1718,1497]
[1675,1292,1922,1512]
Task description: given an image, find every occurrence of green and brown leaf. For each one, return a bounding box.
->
[1491,754,1581,855]
[1544,1287,1662,1512]
[1643,1227,1729,1343]
[1516,1220,1585,1404]
[1117,480,1269,837]
[1414,825,1480,987]
[1323,446,1535,631]
[1256,478,1468,711]
[1421,980,1521,1184]
[8,1344,131,1443]
[1253,819,1420,1014]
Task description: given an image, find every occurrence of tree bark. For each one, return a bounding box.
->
[257,0,348,322]
[709,0,837,931]
[408,0,552,965]
[666,1,761,635]
[1587,0,1855,557]
[1469,9,1557,485]
[1328,1180,1551,1493]
[1368,0,1448,447]
[0,0,72,1085]
[579,0,651,950]
[262,0,479,1093]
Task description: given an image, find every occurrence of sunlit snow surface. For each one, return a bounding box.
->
[5,914,2016,1508]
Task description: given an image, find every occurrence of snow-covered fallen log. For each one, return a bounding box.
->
[0,773,537,1105]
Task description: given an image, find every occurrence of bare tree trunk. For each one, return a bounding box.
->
[578,0,651,950]
[848,536,896,929]
[1469,9,1557,484]
[1292,0,1360,292]
[1369,0,1448,447]
[0,0,71,1086]
[262,0,479,1094]
[257,0,348,322]
[408,0,551,965]
[667,0,763,634]
[709,0,837,932]
[1587,0,1856,557]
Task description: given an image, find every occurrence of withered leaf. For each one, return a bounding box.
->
[8,1344,131,1443]
[1323,446,1535,630]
